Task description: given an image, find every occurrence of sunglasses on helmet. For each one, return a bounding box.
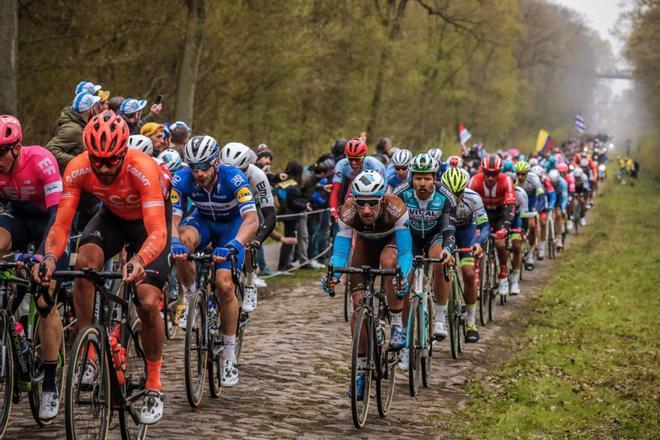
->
[89,155,122,168]
[355,198,381,208]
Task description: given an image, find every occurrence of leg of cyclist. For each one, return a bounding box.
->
[242,245,258,313]
[510,232,523,295]
[554,207,563,249]
[526,214,537,269]
[215,268,240,386]
[461,258,479,342]
[174,226,201,329]
[538,210,548,260]
[381,244,405,350]
[429,241,450,340]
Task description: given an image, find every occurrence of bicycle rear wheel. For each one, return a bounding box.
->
[350,307,372,429]
[407,297,421,396]
[119,319,148,440]
[65,325,111,440]
[29,316,66,426]
[184,290,207,408]
[421,296,433,388]
[0,313,14,438]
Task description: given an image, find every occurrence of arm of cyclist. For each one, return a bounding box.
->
[254,205,277,244]
[213,176,259,263]
[321,218,352,296]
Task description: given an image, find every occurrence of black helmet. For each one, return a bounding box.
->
[332,138,347,157]
[376,137,391,155]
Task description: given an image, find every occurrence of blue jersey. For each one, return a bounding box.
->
[554,177,568,210]
[171,164,256,221]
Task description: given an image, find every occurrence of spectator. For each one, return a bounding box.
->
[120,97,162,134]
[331,138,346,164]
[307,156,334,268]
[168,121,191,154]
[74,80,102,96]
[256,147,276,184]
[276,160,309,271]
[107,95,125,113]
[140,122,167,155]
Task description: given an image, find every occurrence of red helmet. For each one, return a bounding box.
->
[557,162,568,173]
[345,137,368,158]
[83,110,129,158]
[0,115,22,146]
[448,155,462,168]
[481,154,502,173]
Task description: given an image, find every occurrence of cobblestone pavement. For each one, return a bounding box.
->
[4,250,557,439]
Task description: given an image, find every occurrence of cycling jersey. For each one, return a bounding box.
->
[170,163,256,221]
[329,156,386,213]
[519,172,544,214]
[563,172,576,193]
[514,186,529,219]
[454,188,490,254]
[553,177,568,210]
[45,149,169,266]
[540,175,556,211]
[394,181,456,252]
[468,172,515,230]
[244,164,276,243]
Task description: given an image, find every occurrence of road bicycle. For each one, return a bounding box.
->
[443,249,474,360]
[327,264,401,429]
[481,237,499,323]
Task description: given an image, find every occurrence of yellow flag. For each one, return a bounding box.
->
[535,129,549,152]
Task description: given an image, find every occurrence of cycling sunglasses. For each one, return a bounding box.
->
[516,172,528,176]
[394,166,409,171]
[0,143,17,156]
[484,170,499,177]
[355,198,381,208]
[189,161,214,172]
[89,155,122,168]
[347,156,365,161]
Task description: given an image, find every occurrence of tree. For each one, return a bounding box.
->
[0,0,18,115]
[175,0,206,124]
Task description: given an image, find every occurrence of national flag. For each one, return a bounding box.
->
[575,114,586,133]
[535,129,552,155]
[458,124,472,146]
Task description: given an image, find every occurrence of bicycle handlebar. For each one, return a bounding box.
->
[328,265,399,276]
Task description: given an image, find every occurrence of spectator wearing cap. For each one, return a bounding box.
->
[74,80,102,96]
[306,155,335,268]
[46,92,102,172]
[168,121,191,154]
[277,161,309,271]
[140,122,167,155]
[255,147,275,185]
[120,97,162,134]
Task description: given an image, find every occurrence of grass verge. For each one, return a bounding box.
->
[445,176,660,439]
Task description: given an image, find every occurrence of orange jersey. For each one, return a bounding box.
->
[45,149,170,265]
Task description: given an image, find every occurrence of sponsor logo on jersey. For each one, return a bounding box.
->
[236,186,253,203]
[408,208,441,220]
[231,173,244,188]
[37,157,57,176]
[44,181,63,195]
[170,189,180,205]
[65,167,92,183]
[143,201,165,208]
[127,164,151,187]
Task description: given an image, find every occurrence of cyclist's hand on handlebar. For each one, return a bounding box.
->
[32,256,56,286]
[171,237,189,260]
[16,253,40,269]
[396,276,409,299]
[212,247,231,263]
[471,243,483,258]
[495,228,508,240]
[440,248,452,265]
[124,256,146,284]
[321,273,339,297]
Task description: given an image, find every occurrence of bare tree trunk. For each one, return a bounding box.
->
[175,0,205,124]
[0,0,18,115]
[366,0,408,140]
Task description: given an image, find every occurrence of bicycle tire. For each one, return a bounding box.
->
[407,297,421,396]
[184,290,207,408]
[65,325,111,440]
[547,218,556,260]
[421,295,433,388]
[234,281,248,364]
[448,275,460,360]
[343,279,351,323]
[375,313,395,417]
[162,280,178,340]
[477,256,488,326]
[487,252,497,322]
[207,296,221,398]
[29,316,66,427]
[350,307,373,429]
[119,318,148,440]
[0,313,14,438]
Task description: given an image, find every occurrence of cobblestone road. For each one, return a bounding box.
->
[4,249,557,439]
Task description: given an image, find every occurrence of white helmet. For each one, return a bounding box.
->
[157,148,183,173]
[127,135,153,156]
[528,157,539,167]
[573,167,584,178]
[220,142,257,171]
[391,149,413,167]
[460,168,471,182]
[580,158,589,167]
[428,148,443,163]
[185,135,219,165]
[531,165,545,177]
[548,169,561,183]
[351,170,386,197]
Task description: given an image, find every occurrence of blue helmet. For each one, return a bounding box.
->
[502,159,515,173]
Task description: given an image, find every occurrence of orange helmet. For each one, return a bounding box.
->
[345,137,368,158]
[83,110,129,158]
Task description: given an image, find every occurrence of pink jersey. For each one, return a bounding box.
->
[0,146,62,211]
[563,172,576,193]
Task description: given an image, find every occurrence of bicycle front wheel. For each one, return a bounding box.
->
[207,296,221,399]
[0,312,14,438]
[407,297,421,396]
[162,279,178,340]
[448,278,460,360]
[421,296,434,388]
[477,257,488,326]
[375,318,395,417]
[119,319,148,440]
[184,290,208,408]
[343,279,351,322]
[350,307,373,429]
[65,325,111,440]
[486,254,497,322]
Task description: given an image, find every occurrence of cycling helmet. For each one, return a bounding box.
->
[502,159,515,173]
[580,158,589,167]
[531,165,545,177]
[557,163,568,173]
[460,168,471,182]
[220,142,256,171]
[427,148,443,163]
[515,160,530,173]
[548,169,561,183]
[332,139,346,157]
[447,155,462,168]
[0,115,22,145]
[391,149,413,167]
[528,157,539,167]
[345,137,368,158]
[441,167,468,193]
[127,135,154,156]
[481,154,503,173]
[185,135,219,165]
[410,153,439,173]
[83,110,129,158]
[518,154,528,162]
[573,167,584,178]
[158,148,183,173]
[351,170,386,197]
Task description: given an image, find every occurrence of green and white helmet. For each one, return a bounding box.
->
[441,167,468,193]
[410,153,439,174]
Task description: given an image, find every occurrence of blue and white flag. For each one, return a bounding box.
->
[575,114,586,133]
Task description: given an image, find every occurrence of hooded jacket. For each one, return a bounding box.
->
[45,105,86,172]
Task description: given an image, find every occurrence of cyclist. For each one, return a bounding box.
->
[440,167,489,342]
[548,169,568,249]
[468,154,515,296]
[0,115,67,420]
[386,148,412,191]
[321,170,412,400]
[170,135,259,386]
[34,110,172,424]
[531,165,555,260]
[509,173,528,295]
[128,134,154,156]
[573,167,590,226]
[427,147,445,178]
[157,148,184,174]
[514,160,543,270]
[394,153,456,366]
[219,142,276,312]
[329,138,385,219]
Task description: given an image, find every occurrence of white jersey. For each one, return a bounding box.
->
[514,186,529,217]
[245,164,275,208]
